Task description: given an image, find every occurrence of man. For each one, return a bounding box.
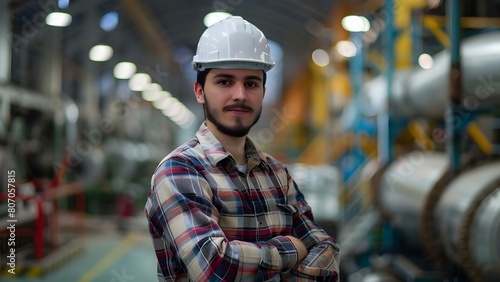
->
[145,16,340,281]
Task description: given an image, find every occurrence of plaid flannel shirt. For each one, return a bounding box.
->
[145,123,340,281]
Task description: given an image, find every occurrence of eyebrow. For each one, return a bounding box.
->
[212,73,263,82]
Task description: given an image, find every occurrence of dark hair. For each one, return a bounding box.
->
[196,69,211,89]
[196,69,267,89]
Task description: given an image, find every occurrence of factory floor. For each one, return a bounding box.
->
[2,215,158,282]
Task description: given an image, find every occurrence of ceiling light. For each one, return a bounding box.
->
[142,83,162,102]
[141,83,163,101]
[418,53,434,69]
[165,103,184,118]
[154,96,176,110]
[312,49,330,67]
[65,103,78,123]
[341,15,370,32]
[113,62,136,79]
[45,12,72,27]
[144,83,162,92]
[100,11,119,32]
[169,109,187,121]
[176,112,196,129]
[89,44,113,62]
[144,89,170,102]
[58,0,70,9]
[204,12,232,27]
[427,0,442,9]
[128,73,151,91]
[335,40,357,58]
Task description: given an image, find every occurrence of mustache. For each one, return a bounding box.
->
[223,104,253,112]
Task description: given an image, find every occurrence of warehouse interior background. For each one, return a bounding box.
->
[1,0,500,281]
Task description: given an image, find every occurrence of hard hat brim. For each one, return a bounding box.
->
[192,59,275,72]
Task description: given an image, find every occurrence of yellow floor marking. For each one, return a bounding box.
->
[77,231,140,282]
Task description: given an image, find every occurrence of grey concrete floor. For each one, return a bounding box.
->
[2,215,158,282]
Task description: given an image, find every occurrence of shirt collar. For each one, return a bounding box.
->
[195,122,268,169]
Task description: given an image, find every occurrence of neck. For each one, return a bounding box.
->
[206,121,247,165]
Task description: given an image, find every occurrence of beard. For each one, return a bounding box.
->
[204,95,262,137]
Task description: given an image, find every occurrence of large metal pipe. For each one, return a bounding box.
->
[470,189,500,281]
[434,160,500,281]
[378,151,448,249]
[362,31,500,119]
[378,152,500,281]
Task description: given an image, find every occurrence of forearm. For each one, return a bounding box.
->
[283,216,340,281]
[171,228,301,280]
[149,196,302,280]
[286,180,340,280]
[293,239,340,278]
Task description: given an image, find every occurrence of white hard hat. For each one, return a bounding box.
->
[192,16,275,72]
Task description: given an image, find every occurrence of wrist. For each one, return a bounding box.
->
[285,236,307,261]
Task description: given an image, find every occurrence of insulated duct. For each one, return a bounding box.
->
[378,151,448,250]
[434,161,500,281]
[362,31,500,119]
[377,152,500,282]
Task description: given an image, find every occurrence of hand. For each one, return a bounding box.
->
[285,236,308,261]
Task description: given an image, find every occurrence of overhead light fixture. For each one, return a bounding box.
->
[312,49,330,67]
[89,44,113,62]
[427,0,442,9]
[169,110,195,129]
[100,11,119,32]
[418,53,434,69]
[341,15,370,32]
[170,109,192,124]
[58,0,70,9]
[128,73,151,91]
[169,109,189,122]
[157,98,196,128]
[143,88,170,102]
[204,12,232,27]
[335,40,357,58]
[46,12,72,27]
[114,62,136,79]
[65,103,78,123]
[153,95,176,110]
[164,101,184,117]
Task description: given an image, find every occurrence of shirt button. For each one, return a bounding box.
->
[259,221,263,225]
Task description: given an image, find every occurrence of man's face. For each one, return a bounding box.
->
[194,68,265,137]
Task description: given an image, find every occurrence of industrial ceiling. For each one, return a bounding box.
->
[7,0,500,109]
[8,0,345,107]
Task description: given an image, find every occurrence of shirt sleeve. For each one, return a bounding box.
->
[145,157,301,281]
[283,168,341,281]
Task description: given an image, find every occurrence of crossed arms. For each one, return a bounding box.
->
[146,157,340,281]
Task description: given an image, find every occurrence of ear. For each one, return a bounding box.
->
[194,82,205,104]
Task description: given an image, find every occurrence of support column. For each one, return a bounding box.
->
[0,0,11,84]
[378,0,396,165]
[40,25,64,161]
[350,31,363,107]
[446,0,462,173]
[40,27,62,100]
[0,2,12,130]
[82,12,100,130]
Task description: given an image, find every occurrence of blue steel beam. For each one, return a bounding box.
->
[446,0,463,173]
[378,0,396,165]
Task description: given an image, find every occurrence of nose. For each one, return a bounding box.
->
[232,82,247,101]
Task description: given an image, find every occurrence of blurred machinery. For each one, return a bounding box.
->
[0,93,86,276]
[374,153,500,281]
[361,31,500,119]
[287,163,341,236]
[338,29,500,282]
